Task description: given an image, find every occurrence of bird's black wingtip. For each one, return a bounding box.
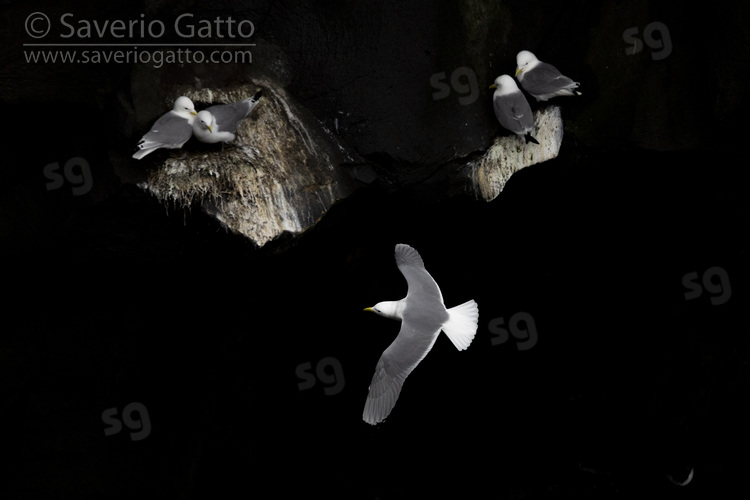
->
[525,133,540,145]
[252,89,263,101]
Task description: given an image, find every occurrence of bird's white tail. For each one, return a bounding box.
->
[442,300,479,351]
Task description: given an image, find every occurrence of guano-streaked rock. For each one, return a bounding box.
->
[469,105,563,201]
[139,82,369,247]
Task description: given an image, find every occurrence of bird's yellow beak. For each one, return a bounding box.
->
[207,125,213,133]
[489,84,496,89]
[191,111,197,116]
[515,67,522,77]
[363,307,374,312]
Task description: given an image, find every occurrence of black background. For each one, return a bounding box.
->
[3,1,749,498]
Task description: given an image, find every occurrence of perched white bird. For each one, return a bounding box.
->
[132,96,197,159]
[192,90,263,144]
[515,50,581,101]
[362,244,479,425]
[490,75,539,144]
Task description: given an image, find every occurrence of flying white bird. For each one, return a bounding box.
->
[362,244,479,425]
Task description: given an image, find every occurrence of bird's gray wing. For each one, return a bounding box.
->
[206,92,262,134]
[522,62,577,94]
[395,244,445,305]
[362,320,442,425]
[494,92,534,134]
[138,111,192,148]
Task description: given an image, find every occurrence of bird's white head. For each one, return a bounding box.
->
[489,74,520,95]
[194,110,215,133]
[364,300,404,320]
[515,50,540,77]
[174,96,197,119]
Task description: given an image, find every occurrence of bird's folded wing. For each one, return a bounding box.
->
[140,112,192,147]
[494,93,530,132]
[207,97,261,134]
[524,63,577,92]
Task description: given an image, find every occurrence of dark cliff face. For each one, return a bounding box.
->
[2,1,750,498]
